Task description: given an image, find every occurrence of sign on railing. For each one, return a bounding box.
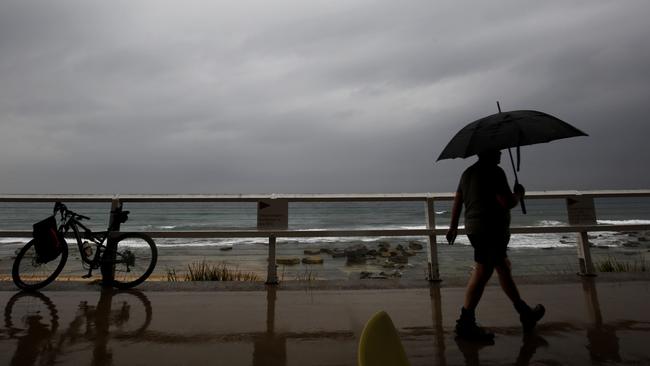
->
[257,199,288,230]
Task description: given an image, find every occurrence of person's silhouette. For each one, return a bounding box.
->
[447,150,545,341]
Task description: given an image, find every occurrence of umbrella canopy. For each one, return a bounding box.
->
[437,110,588,161]
[437,108,587,214]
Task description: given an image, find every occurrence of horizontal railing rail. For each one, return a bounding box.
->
[2,225,650,239]
[1,189,650,203]
[1,190,649,283]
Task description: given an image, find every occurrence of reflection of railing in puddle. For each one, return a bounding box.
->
[2,289,152,366]
[127,286,354,366]
[3,282,650,366]
[582,277,620,364]
[0,287,352,366]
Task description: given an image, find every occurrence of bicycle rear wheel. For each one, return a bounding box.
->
[110,233,157,289]
[109,290,153,337]
[12,239,68,291]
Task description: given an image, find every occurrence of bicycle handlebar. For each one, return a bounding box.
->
[53,202,66,214]
[53,201,90,221]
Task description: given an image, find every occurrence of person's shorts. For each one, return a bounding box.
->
[467,232,510,266]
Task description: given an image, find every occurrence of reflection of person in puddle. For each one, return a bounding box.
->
[454,333,549,366]
[11,315,53,366]
[447,150,545,341]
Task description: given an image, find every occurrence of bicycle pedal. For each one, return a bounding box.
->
[81,274,93,279]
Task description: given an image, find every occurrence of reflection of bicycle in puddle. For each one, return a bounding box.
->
[3,291,59,366]
[3,289,152,366]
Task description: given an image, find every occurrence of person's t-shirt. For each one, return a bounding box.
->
[458,161,512,235]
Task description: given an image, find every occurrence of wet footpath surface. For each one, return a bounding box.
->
[0,278,649,366]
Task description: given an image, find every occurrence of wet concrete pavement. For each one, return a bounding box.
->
[1,278,649,365]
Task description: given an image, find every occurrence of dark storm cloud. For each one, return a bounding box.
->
[1,0,649,193]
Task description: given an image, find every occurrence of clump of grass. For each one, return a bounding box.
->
[166,260,260,282]
[595,256,648,273]
[166,267,179,282]
[294,268,317,282]
[277,265,319,283]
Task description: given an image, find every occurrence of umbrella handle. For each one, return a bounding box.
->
[507,148,519,182]
[508,148,527,215]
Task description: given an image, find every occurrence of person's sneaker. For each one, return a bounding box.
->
[520,304,545,333]
[455,318,495,342]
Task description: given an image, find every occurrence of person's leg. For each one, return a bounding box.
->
[456,256,496,341]
[464,263,494,310]
[495,258,545,333]
[495,258,522,303]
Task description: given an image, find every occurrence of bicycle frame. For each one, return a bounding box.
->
[60,215,108,269]
[59,207,138,272]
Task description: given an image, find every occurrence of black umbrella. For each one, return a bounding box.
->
[437,103,588,214]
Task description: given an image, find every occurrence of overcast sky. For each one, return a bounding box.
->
[1,1,649,194]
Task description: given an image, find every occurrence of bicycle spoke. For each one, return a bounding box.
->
[13,240,68,290]
[111,234,157,288]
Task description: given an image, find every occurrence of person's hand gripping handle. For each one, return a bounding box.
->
[514,182,526,214]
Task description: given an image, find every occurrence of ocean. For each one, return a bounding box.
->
[1,197,649,280]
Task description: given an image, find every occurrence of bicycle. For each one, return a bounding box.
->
[12,202,158,291]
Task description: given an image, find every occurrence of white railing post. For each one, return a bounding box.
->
[100,196,122,285]
[258,199,286,285]
[566,196,597,276]
[108,196,121,231]
[425,198,441,281]
[266,236,279,284]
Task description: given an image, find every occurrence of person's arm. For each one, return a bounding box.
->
[512,182,525,206]
[495,169,524,209]
[446,189,462,245]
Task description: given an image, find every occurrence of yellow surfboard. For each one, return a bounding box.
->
[358,311,410,366]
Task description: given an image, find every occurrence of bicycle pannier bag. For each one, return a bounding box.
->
[32,216,65,263]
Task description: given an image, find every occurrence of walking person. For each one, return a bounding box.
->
[446,149,545,341]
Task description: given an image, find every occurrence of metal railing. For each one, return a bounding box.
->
[1,190,650,283]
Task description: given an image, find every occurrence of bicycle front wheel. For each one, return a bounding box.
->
[12,239,68,291]
[4,291,60,334]
[110,233,157,289]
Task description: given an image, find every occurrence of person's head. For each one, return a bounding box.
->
[477,149,501,165]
